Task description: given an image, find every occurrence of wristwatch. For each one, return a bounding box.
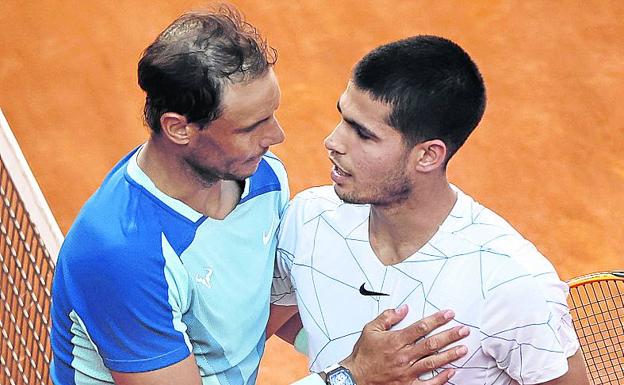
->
[321,364,356,385]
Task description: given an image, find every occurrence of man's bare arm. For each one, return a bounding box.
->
[267,303,299,339]
[276,304,469,385]
[538,350,590,385]
[275,310,303,345]
[111,355,202,385]
[269,305,470,385]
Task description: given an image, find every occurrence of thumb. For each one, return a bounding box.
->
[370,305,409,331]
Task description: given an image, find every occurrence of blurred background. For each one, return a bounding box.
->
[1,1,622,383]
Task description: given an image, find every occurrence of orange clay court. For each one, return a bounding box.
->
[0,1,622,384]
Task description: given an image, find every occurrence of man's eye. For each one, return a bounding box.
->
[242,116,272,133]
[355,128,371,140]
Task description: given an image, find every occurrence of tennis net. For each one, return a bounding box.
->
[0,108,63,385]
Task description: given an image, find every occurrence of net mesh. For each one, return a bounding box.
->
[569,277,624,385]
[0,152,55,384]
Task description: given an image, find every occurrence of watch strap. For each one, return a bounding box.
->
[319,364,340,383]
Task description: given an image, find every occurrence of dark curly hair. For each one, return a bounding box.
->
[137,4,277,133]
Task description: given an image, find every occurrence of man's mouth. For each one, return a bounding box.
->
[248,150,267,163]
[333,164,350,176]
[330,158,351,177]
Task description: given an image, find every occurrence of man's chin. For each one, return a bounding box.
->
[227,165,259,181]
[333,185,364,204]
[224,171,254,182]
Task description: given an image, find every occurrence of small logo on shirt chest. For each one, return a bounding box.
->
[262,216,278,246]
[359,283,389,296]
[195,268,213,288]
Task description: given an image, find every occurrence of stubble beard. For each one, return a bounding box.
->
[335,170,411,206]
[185,158,247,188]
[335,149,413,206]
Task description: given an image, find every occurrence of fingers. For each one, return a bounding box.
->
[367,304,409,332]
[408,343,468,379]
[410,325,470,357]
[413,368,456,385]
[396,325,469,381]
[397,309,455,344]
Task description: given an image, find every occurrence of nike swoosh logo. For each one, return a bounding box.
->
[359,283,389,296]
[262,216,278,245]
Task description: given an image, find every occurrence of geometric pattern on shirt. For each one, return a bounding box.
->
[274,186,572,385]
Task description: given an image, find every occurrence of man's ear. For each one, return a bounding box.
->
[411,139,448,173]
[159,112,192,145]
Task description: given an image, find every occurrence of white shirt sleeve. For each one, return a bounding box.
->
[481,261,571,384]
[513,242,581,358]
[289,373,325,385]
[271,199,300,306]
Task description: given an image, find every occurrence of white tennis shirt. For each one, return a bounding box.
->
[273,185,579,385]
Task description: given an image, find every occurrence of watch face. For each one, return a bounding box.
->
[328,368,355,385]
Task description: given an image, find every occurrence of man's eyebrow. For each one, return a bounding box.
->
[237,116,271,132]
[336,100,378,139]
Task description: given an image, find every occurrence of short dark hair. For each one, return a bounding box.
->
[353,35,486,162]
[137,5,277,133]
